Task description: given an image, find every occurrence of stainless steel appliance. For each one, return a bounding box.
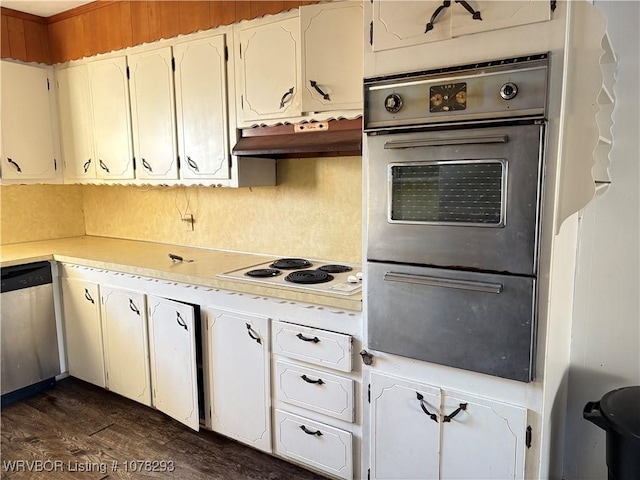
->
[364,54,549,382]
[219,258,362,296]
[1,261,61,405]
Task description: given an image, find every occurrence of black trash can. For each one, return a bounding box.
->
[583,386,640,480]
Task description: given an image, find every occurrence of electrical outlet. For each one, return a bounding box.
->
[182,214,194,231]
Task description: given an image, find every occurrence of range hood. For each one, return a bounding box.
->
[232,118,362,159]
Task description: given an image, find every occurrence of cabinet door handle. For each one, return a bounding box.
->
[129,298,140,315]
[141,158,153,172]
[309,80,330,101]
[99,159,110,173]
[455,0,482,20]
[417,392,439,423]
[245,323,262,344]
[299,425,323,436]
[443,402,468,422]
[301,374,324,385]
[84,288,95,304]
[83,158,92,173]
[7,158,22,173]
[425,0,451,33]
[176,312,188,331]
[296,333,320,343]
[279,87,295,109]
[186,156,199,172]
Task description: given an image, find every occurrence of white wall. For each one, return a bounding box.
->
[563,1,640,479]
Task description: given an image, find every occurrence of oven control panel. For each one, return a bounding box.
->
[364,53,548,131]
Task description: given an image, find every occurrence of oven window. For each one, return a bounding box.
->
[389,160,504,225]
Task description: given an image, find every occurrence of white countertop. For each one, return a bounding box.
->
[0,236,362,311]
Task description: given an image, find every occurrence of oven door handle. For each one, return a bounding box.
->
[384,272,503,294]
[383,134,508,149]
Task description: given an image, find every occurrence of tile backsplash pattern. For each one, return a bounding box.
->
[0,184,86,244]
[9,156,361,263]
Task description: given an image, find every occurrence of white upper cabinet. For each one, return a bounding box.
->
[128,47,178,181]
[88,55,134,180]
[372,0,452,51]
[235,11,302,123]
[174,34,230,181]
[56,64,96,180]
[371,0,550,52]
[450,0,551,37]
[147,295,199,431]
[1,60,58,181]
[300,1,363,112]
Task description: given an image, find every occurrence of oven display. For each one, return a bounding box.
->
[429,83,467,112]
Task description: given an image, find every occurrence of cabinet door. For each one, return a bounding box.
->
[207,308,271,452]
[300,1,363,112]
[372,0,452,52]
[451,0,550,38]
[237,13,301,122]
[61,278,105,388]
[57,65,96,180]
[128,47,178,180]
[1,60,57,180]
[174,35,230,180]
[370,372,440,480]
[440,390,527,480]
[101,286,151,406]
[88,56,134,180]
[147,296,199,430]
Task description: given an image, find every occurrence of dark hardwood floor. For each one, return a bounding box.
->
[1,377,328,480]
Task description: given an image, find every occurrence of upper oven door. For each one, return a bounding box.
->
[367,123,544,276]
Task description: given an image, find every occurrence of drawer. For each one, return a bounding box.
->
[274,409,353,480]
[272,321,352,372]
[276,360,355,422]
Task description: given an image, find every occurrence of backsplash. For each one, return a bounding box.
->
[0,184,86,244]
[77,156,362,263]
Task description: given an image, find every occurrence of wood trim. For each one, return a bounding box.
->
[0,7,47,24]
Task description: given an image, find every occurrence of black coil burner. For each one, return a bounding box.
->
[318,264,352,274]
[270,258,313,270]
[285,270,334,284]
[245,268,281,278]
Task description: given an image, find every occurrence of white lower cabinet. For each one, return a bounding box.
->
[206,308,271,452]
[370,372,528,480]
[100,286,151,406]
[60,278,106,388]
[275,409,353,480]
[272,320,356,479]
[276,360,355,423]
[147,296,199,430]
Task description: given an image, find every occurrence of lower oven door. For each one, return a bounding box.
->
[367,123,544,276]
[367,261,536,382]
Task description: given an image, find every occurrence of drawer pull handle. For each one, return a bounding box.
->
[84,288,95,304]
[296,333,320,343]
[443,402,468,422]
[417,392,438,423]
[301,374,324,385]
[246,323,262,344]
[300,425,323,436]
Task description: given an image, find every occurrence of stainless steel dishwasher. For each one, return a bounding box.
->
[1,261,61,405]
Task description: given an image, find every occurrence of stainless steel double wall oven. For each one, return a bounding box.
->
[364,54,549,382]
